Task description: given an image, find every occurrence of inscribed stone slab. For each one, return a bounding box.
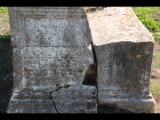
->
[7,7,96,113]
[8,7,94,92]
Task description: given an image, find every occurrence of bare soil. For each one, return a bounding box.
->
[150,42,160,113]
[0,12,10,35]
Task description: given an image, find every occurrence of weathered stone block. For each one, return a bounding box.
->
[8,7,94,91]
[86,7,157,113]
[7,7,96,113]
[7,92,57,113]
[51,85,97,113]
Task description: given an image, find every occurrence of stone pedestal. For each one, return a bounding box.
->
[7,7,97,113]
[86,7,157,113]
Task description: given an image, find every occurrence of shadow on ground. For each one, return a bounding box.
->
[0,36,13,113]
[98,105,132,113]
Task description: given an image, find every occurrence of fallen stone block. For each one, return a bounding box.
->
[86,7,157,113]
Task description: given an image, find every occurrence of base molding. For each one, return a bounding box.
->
[7,85,97,113]
[98,93,157,113]
[7,99,57,113]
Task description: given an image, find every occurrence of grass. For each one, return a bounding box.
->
[152,33,160,43]
[132,7,160,33]
[151,81,160,95]
[0,7,8,13]
[0,7,8,21]
[153,53,160,68]
[0,7,9,36]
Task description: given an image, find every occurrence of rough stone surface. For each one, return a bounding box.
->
[9,7,94,91]
[7,7,96,113]
[86,7,157,113]
[7,92,57,113]
[51,85,97,113]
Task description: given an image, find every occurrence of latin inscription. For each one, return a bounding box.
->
[25,18,89,47]
[23,47,92,89]
[19,13,93,91]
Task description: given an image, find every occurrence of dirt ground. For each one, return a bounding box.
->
[0,12,9,35]
[150,41,160,113]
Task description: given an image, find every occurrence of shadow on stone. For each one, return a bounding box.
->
[97,105,133,113]
[0,36,13,113]
[84,7,107,13]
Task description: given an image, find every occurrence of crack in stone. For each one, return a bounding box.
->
[55,84,71,91]
[90,41,97,71]
[82,64,97,85]
[49,91,59,113]
[90,41,98,112]
[82,42,97,86]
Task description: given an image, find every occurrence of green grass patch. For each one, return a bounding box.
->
[0,30,10,41]
[0,34,10,41]
[0,7,8,13]
[0,7,8,20]
[152,33,160,43]
[153,52,160,68]
[151,81,160,95]
[0,7,8,19]
[132,7,160,33]
[4,31,10,36]
[0,7,10,35]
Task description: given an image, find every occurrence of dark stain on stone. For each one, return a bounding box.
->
[127,54,134,60]
[82,64,97,85]
[24,68,30,75]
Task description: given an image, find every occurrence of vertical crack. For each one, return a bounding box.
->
[89,41,98,113]
[90,41,98,109]
[82,64,97,85]
[91,41,97,82]
[49,92,59,114]
[82,42,97,86]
